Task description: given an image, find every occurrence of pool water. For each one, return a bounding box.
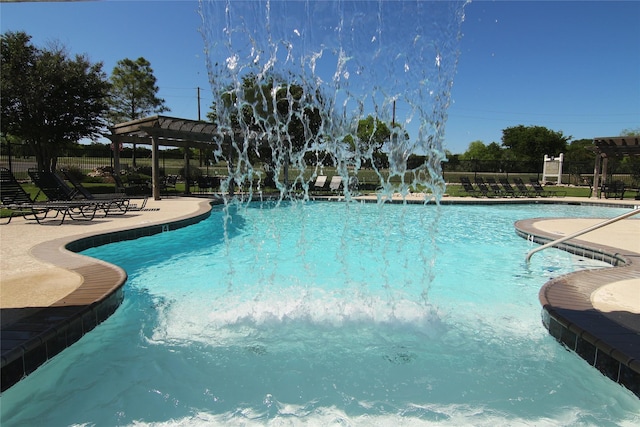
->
[1,202,639,426]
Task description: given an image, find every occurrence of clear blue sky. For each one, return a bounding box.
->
[2,1,638,155]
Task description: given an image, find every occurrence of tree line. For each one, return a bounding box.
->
[2,30,636,177]
[1,31,168,172]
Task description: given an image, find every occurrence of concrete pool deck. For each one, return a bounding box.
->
[1,194,639,394]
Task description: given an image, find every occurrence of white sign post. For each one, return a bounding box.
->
[542,153,564,185]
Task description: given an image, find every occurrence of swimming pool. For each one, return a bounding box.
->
[1,202,639,426]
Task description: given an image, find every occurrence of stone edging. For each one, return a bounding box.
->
[514,218,640,398]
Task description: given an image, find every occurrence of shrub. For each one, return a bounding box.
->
[59,165,85,182]
[179,165,203,181]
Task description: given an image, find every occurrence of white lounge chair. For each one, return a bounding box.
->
[313,175,328,191]
[329,176,342,192]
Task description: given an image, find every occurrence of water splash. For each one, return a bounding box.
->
[199,0,467,203]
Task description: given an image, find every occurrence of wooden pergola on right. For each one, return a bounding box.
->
[590,136,640,198]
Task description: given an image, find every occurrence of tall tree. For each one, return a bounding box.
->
[108,57,169,166]
[501,125,570,163]
[353,115,392,169]
[212,74,324,171]
[1,31,110,172]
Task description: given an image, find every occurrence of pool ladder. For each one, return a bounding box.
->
[525,207,640,263]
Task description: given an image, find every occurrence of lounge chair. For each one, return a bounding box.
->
[161,175,178,196]
[460,176,480,197]
[529,178,566,197]
[347,176,359,195]
[113,173,151,196]
[473,177,495,197]
[1,168,98,224]
[313,175,328,192]
[601,180,626,200]
[513,178,534,197]
[28,168,78,201]
[498,178,523,197]
[485,177,505,197]
[29,168,125,217]
[61,169,136,213]
[329,176,342,192]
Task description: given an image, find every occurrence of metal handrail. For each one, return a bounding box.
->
[525,207,640,263]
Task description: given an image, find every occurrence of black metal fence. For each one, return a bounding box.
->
[2,141,638,188]
[442,159,639,187]
[0,144,189,181]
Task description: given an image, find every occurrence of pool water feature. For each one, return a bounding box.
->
[199,0,467,200]
[1,202,639,426]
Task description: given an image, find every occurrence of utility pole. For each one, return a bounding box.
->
[197,87,201,121]
[392,100,396,127]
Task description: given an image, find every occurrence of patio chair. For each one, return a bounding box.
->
[347,176,360,195]
[474,176,496,197]
[61,169,135,213]
[313,175,328,192]
[329,176,343,192]
[529,178,566,197]
[498,178,523,197]
[601,180,626,200]
[28,168,78,201]
[513,178,534,197]
[1,168,98,224]
[161,175,178,196]
[485,177,506,197]
[29,168,126,217]
[112,173,151,197]
[460,176,480,197]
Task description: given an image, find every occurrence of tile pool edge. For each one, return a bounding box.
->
[0,200,217,393]
[514,218,640,398]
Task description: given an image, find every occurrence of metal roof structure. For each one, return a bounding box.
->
[108,115,222,148]
[591,136,640,157]
[589,136,640,199]
[107,115,233,200]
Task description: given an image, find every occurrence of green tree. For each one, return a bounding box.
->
[108,57,169,166]
[460,140,489,160]
[212,73,325,183]
[620,127,640,137]
[356,116,391,151]
[459,140,503,160]
[501,125,570,164]
[565,139,595,164]
[1,31,110,172]
[564,138,596,183]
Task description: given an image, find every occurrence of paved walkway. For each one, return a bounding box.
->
[1,197,211,309]
[528,216,640,315]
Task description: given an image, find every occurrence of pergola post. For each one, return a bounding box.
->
[184,148,191,194]
[113,140,122,174]
[591,153,601,199]
[601,156,609,195]
[151,134,161,200]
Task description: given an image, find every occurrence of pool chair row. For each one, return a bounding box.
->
[460,176,566,198]
[0,168,147,225]
[312,175,359,193]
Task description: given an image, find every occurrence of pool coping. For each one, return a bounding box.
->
[0,200,216,393]
[514,218,640,398]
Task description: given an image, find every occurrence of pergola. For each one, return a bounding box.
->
[107,115,236,200]
[590,136,640,198]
